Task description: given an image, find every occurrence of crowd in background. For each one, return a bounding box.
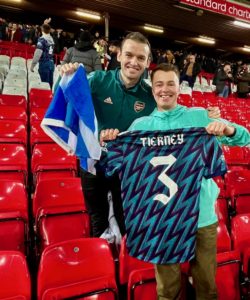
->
[0,16,250,98]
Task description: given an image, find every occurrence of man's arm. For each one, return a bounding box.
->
[206,121,250,147]
[30,48,43,72]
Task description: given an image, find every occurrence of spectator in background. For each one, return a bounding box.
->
[165,49,175,64]
[30,23,55,88]
[237,62,250,99]
[9,23,23,42]
[214,62,234,98]
[61,30,102,74]
[106,40,121,70]
[0,18,7,40]
[94,36,108,67]
[180,54,201,88]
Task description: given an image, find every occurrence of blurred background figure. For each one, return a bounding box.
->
[214,62,234,98]
[61,30,102,74]
[106,40,121,71]
[30,23,55,88]
[180,54,201,88]
[236,62,250,99]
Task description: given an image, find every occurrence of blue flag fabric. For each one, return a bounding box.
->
[41,65,101,174]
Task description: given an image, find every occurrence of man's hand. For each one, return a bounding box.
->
[207,106,221,119]
[206,121,235,137]
[30,67,34,72]
[60,62,79,76]
[44,17,51,25]
[100,129,119,146]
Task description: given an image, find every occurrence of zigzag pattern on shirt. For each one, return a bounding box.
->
[121,134,207,263]
[106,129,227,264]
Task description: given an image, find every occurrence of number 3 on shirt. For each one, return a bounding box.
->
[150,155,178,205]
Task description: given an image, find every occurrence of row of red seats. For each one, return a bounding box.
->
[0,41,35,59]
[0,236,242,300]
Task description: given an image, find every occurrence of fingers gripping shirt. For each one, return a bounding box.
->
[102,128,227,264]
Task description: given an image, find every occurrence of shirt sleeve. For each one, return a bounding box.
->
[203,135,227,179]
[100,140,123,177]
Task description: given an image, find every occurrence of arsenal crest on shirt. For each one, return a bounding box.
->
[134,101,145,112]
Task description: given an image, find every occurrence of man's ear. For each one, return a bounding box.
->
[117,50,122,62]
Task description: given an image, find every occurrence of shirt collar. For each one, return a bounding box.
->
[116,69,143,92]
[151,104,186,118]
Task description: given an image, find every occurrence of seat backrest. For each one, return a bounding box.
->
[223,146,246,166]
[0,251,31,299]
[216,250,241,300]
[119,236,153,285]
[216,221,231,253]
[225,169,250,214]
[0,119,27,145]
[29,88,53,109]
[30,108,46,124]
[231,214,250,254]
[37,238,117,300]
[0,144,27,172]
[33,178,90,251]
[0,180,28,252]
[0,106,27,123]
[33,177,86,217]
[30,121,54,151]
[0,94,27,110]
[31,143,77,173]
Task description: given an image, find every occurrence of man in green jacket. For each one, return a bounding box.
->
[101,63,250,300]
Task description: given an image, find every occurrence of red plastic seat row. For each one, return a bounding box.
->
[37,238,118,299]
[0,251,31,299]
[0,180,28,253]
[33,178,90,253]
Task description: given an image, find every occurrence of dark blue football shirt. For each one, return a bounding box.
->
[103,128,227,264]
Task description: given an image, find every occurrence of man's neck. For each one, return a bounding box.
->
[119,70,140,89]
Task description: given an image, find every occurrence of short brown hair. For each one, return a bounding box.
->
[151,63,180,82]
[41,23,51,34]
[121,32,151,59]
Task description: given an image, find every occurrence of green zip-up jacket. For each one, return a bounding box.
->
[129,105,250,228]
[88,69,155,134]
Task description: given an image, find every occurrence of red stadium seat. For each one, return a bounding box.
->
[30,107,46,124]
[0,94,27,110]
[231,214,250,276]
[216,250,241,300]
[0,119,27,145]
[223,146,246,168]
[243,147,250,166]
[192,96,206,108]
[37,238,118,300]
[225,169,250,214]
[222,111,239,123]
[215,197,229,226]
[119,236,156,300]
[0,144,28,185]
[0,180,28,253]
[0,105,27,124]
[213,176,226,198]
[33,178,90,252]
[216,221,231,253]
[31,143,77,185]
[30,121,54,151]
[119,236,153,285]
[29,88,53,110]
[0,251,31,299]
[178,94,192,107]
[120,236,188,300]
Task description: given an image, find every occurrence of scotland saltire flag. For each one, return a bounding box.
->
[41,65,101,174]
